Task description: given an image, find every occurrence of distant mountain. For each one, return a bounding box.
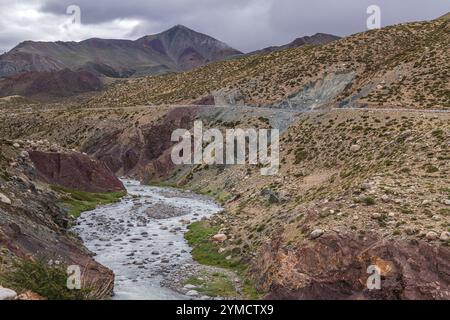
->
[249,33,340,55]
[0,25,242,79]
[0,69,103,98]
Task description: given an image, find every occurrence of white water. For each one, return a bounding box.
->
[72,179,222,300]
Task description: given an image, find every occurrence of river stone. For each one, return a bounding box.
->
[180,219,190,225]
[350,144,361,152]
[0,287,17,300]
[186,290,199,296]
[184,284,197,290]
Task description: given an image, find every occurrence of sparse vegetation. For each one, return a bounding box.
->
[51,185,126,218]
[185,221,261,299]
[185,272,237,298]
[0,258,92,300]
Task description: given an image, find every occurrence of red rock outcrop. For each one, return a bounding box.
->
[254,232,450,300]
[29,151,125,193]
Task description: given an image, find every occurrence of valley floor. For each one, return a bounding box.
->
[0,104,449,299]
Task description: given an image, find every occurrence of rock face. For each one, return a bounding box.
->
[276,72,356,110]
[0,25,242,79]
[82,106,201,181]
[254,232,450,300]
[0,141,115,298]
[29,151,125,193]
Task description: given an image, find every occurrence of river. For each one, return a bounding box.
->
[71,179,222,300]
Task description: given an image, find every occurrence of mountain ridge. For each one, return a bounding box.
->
[88,18,449,110]
[0,25,242,79]
[248,33,340,55]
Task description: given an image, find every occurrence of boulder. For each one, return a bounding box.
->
[213,233,228,242]
[0,287,17,300]
[0,192,12,205]
[440,232,449,241]
[186,290,199,296]
[184,284,197,290]
[310,229,324,239]
[425,231,438,241]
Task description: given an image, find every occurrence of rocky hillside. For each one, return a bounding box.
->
[89,18,449,110]
[161,109,449,299]
[0,25,241,79]
[0,139,127,298]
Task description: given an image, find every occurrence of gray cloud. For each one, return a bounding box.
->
[0,0,448,53]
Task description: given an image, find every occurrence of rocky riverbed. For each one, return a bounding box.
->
[72,179,223,300]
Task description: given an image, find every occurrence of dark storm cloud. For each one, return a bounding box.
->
[41,0,246,25]
[0,0,448,53]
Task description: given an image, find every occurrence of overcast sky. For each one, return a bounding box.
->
[0,0,448,53]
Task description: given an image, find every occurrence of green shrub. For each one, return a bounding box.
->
[294,149,308,164]
[51,185,126,218]
[424,164,439,173]
[185,272,236,298]
[185,221,261,299]
[363,197,376,206]
[0,259,91,300]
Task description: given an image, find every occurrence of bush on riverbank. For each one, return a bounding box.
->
[185,272,237,298]
[0,258,92,300]
[185,221,261,299]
